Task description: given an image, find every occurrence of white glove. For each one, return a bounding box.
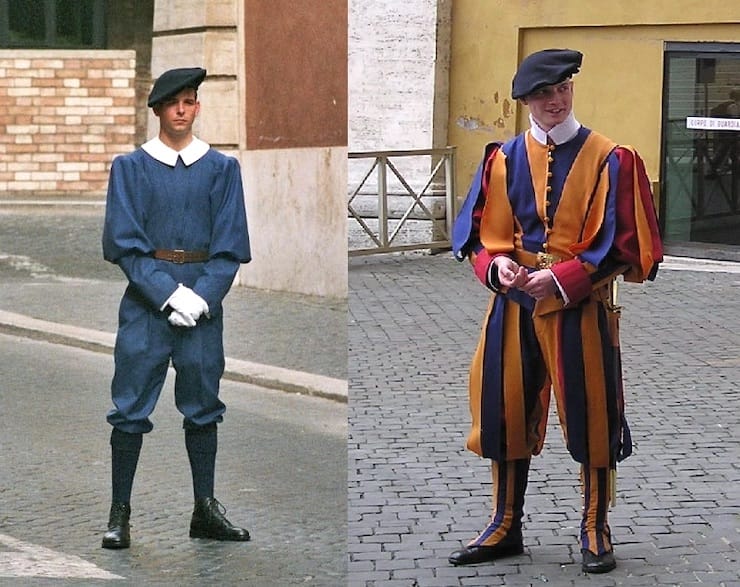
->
[166,284,210,322]
[168,310,196,328]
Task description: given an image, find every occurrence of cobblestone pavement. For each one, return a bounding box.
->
[348,253,740,586]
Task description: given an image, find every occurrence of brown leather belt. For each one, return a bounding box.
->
[153,249,209,264]
[513,249,562,270]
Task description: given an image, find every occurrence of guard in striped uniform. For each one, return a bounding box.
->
[449,49,663,573]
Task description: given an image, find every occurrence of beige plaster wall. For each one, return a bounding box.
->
[152,0,236,29]
[239,146,348,298]
[449,0,740,191]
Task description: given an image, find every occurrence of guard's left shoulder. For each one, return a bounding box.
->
[611,144,646,167]
[209,148,241,168]
[614,144,635,153]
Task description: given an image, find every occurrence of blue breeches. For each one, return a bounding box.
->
[107,295,226,434]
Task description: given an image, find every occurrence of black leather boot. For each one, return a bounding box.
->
[448,529,524,565]
[449,459,529,566]
[582,549,617,573]
[102,502,131,549]
[189,497,250,541]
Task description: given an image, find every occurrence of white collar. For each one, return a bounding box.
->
[528,112,581,146]
[141,136,210,167]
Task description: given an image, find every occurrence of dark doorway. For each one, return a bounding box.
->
[660,43,740,260]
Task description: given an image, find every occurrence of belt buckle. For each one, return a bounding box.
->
[536,252,557,269]
[172,249,186,264]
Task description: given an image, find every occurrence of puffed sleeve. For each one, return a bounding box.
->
[102,154,180,309]
[191,156,251,308]
[451,143,504,290]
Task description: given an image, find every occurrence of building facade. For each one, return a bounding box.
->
[0,0,348,297]
[348,0,453,252]
[447,0,740,259]
[348,0,740,260]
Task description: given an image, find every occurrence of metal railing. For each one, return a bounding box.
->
[348,147,457,256]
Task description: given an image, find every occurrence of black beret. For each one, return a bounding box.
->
[511,49,582,99]
[147,67,207,107]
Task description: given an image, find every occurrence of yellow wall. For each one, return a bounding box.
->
[449,0,740,196]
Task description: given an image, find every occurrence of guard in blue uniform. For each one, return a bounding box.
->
[100,67,252,549]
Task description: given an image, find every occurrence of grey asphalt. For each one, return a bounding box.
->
[348,252,740,586]
[0,334,346,586]
[0,203,347,401]
[0,203,347,585]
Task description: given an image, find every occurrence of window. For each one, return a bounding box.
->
[660,42,740,251]
[0,0,105,48]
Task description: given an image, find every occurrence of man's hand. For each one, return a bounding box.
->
[167,284,210,322]
[494,256,529,288]
[520,269,558,300]
[168,310,196,328]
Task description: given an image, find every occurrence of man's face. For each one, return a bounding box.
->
[522,80,573,131]
[153,88,200,138]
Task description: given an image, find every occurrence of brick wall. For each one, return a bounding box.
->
[0,50,136,199]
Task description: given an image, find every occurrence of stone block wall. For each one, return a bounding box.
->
[147,0,348,297]
[0,50,136,198]
[348,0,453,254]
[148,0,239,149]
[349,0,450,154]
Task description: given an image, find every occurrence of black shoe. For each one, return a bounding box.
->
[448,532,523,566]
[190,497,250,541]
[101,502,131,549]
[581,549,616,573]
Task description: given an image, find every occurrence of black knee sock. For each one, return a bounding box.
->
[110,428,143,504]
[185,423,217,500]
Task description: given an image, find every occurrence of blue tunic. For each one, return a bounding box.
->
[102,146,251,433]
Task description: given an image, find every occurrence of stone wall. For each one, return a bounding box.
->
[148,0,239,148]
[348,0,450,154]
[0,50,136,198]
[348,1,453,253]
[148,0,348,298]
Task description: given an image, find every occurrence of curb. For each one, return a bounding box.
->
[0,310,347,403]
[662,255,740,273]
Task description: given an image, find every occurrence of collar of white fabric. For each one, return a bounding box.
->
[141,136,210,167]
[528,112,580,146]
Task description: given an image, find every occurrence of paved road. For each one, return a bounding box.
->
[348,253,740,586]
[0,205,347,584]
[0,205,347,383]
[3,204,740,585]
[0,333,346,586]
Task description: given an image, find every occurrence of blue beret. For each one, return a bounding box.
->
[147,67,207,107]
[511,49,582,99]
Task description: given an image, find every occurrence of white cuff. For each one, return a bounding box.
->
[548,270,570,305]
[487,259,497,289]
